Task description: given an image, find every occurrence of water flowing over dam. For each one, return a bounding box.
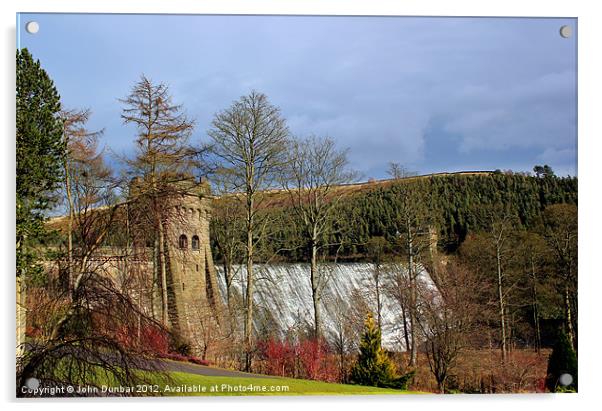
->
[215,263,434,350]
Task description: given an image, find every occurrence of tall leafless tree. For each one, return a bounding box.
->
[59,108,104,296]
[514,231,551,353]
[208,91,289,371]
[387,162,435,367]
[543,204,578,350]
[365,236,389,335]
[460,206,520,363]
[417,259,480,393]
[282,135,357,338]
[483,209,517,363]
[384,262,412,352]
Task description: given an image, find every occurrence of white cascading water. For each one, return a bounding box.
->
[215,263,434,350]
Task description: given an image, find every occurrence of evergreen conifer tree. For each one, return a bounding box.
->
[350,312,413,389]
[16,48,64,279]
[16,48,64,356]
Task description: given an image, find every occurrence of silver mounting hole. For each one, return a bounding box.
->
[559,373,573,386]
[25,377,40,390]
[559,25,572,39]
[25,21,39,34]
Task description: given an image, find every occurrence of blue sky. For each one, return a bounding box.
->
[17,14,577,178]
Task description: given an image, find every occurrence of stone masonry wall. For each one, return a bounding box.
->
[163,191,223,355]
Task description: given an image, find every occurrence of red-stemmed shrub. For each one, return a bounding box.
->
[141,325,169,355]
[298,338,340,382]
[114,324,170,356]
[258,337,340,383]
[260,337,297,377]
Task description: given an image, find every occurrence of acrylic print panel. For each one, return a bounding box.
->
[16,13,577,397]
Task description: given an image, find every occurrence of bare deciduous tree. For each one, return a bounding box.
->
[208,91,289,371]
[460,206,520,363]
[387,162,435,367]
[514,231,551,353]
[18,138,166,396]
[543,204,578,349]
[482,208,518,363]
[329,292,365,382]
[384,262,412,352]
[59,108,104,296]
[417,259,480,393]
[365,236,390,335]
[282,135,357,338]
[387,162,417,180]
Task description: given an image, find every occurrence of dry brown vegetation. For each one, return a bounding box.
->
[401,349,549,393]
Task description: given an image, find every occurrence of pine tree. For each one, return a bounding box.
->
[350,312,412,389]
[546,331,578,392]
[16,48,64,280]
[16,48,65,356]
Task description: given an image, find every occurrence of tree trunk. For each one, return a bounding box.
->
[244,217,254,371]
[531,259,541,354]
[564,284,574,349]
[62,128,75,298]
[401,306,410,353]
[65,164,74,297]
[151,237,159,320]
[310,240,321,339]
[496,245,507,362]
[16,274,26,359]
[224,258,233,311]
[123,203,130,294]
[408,225,417,367]
[438,378,446,394]
[375,262,382,336]
[409,278,417,367]
[157,216,169,326]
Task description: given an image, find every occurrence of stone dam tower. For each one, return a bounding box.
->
[157,179,223,353]
[46,177,225,357]
[125,176,223,356]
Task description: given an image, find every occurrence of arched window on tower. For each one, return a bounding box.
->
[178,234,188,249]
[192,235,200,250]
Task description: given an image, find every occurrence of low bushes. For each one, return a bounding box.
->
[257,337,340,383]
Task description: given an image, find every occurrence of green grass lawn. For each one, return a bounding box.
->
[38,357,420,396]
[148,371,419,396]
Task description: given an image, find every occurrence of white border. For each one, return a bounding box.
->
[2,1,600,411]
